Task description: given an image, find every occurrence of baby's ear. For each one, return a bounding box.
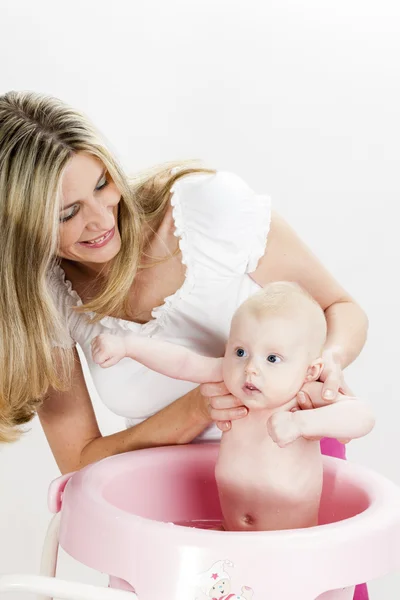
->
[304,358,324,382]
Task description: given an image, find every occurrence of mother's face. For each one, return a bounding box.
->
[58,153,121,265]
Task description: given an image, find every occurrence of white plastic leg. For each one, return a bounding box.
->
[37,512,61,600]
[0,575,137,600]
[40,512,61,578]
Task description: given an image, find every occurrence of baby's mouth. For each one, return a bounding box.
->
[243,382,261,394]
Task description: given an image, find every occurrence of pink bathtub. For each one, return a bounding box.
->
[2,443,400,600]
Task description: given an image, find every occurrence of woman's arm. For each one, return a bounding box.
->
[38,347,213,474]
[197,210,369,432]
[251,211,368,398]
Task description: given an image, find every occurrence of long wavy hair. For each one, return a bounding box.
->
[0,90,213,443]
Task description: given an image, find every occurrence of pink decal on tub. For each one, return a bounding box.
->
[195,560,254,600]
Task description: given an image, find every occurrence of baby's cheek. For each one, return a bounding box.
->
[261,376,292,403]
[222,361,235,387]
[221,358,230,380]
[223,376,237,398]
[229,371,243,394]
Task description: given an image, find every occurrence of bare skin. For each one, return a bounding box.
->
[38,152,369,475]
[92,299,374,531]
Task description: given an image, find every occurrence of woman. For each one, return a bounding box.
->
[0,91,368,598]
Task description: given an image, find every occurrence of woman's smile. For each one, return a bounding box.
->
[78,227,115,249]
[58,153,122,266]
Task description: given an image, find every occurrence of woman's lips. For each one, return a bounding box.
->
[78,227,115,249]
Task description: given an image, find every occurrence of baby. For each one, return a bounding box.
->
[91,282,375,532]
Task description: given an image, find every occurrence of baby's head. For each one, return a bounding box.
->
[209,578,230,598]
[223,282,327,410]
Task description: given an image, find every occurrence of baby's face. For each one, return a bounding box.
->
[223,310,317,410]
[209,578,230,597]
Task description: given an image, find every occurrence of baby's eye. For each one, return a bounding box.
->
[235,347,247,358]
[267,354,281,364]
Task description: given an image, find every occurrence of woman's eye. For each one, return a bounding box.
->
[267,354,281,364]
[235,348,247,358]
[95,174,108,191]
[59,204,79,223]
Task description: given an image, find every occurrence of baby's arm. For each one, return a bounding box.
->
[298,380,356,408]
[292,397,375,442]
[91,333,223,383]
[268,385,375,448]
[297,380,375,439]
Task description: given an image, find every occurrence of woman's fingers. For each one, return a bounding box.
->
[296,390,314,410]
[216,421,232,432]
[199,382,247,430]
[321,372,340,400]
[208,403,248,423]
[338,380,355,396]
[209,393,245,410]
[200,381,230,398]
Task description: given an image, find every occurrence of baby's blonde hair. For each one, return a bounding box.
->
[0,90,213,443]
[235,281,327,356]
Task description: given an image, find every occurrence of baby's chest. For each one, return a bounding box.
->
[218,430,319,482]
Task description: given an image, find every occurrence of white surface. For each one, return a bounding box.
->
[0,574,135,600]
[0,1,399,598]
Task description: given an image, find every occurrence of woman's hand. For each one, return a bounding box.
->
[200,382,248,432]
[319,349,354,398]
[296,349,354,410]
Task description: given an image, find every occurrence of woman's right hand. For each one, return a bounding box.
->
[200,382,248,432]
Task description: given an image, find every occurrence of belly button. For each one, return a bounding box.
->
[242,514,254,526]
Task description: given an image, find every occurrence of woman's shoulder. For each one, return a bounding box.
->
[171,169,261,206]
[46,265,84,347]
[47,264,82,309]
[171,170,272,275]
[171,170,270,225]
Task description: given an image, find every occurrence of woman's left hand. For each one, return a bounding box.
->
[319,348,354,397]
[296,349,354,410]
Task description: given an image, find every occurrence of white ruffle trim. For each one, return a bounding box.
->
[51,182,193,336]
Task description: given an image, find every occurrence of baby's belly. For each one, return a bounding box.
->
[216,433,323,531]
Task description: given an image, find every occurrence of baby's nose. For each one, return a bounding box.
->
[245,360,259,375]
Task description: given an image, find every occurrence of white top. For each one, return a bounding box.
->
[48,171,271,441]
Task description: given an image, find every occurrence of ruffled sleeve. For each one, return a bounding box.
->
[170,171,271,277]
[46,265,83,347]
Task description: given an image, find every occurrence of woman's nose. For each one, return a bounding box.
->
[85,198,114,231]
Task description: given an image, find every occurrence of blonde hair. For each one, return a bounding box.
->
[0,90,213,443]
[235,281,327,354]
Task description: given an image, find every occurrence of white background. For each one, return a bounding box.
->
[1,0,399,598]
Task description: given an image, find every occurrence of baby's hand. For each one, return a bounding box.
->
[91,334,127,368]
[267,411,302,448]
